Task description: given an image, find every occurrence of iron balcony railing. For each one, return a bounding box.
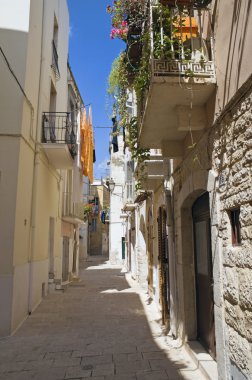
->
[51,40,60,80]
[149,5,215,78]
[42,112,77,159]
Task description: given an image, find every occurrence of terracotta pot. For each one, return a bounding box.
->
[127,42,142,60]
[128,25,142,37]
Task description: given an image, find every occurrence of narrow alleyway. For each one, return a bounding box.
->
[0,257,206,380]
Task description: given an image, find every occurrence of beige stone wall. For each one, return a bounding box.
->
[212,87,252,378]
[89,185,109,256]
[170,82,252,378]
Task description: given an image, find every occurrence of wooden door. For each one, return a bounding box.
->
[192,192,216,358]
[158,207,170,325]
[147,208,154,295]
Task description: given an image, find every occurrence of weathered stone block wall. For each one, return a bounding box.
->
[212,88,252,378]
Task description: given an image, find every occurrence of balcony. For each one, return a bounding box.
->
[62,192,85,224]
[136,150,164,191]
[138,5,216,157]
[41,112,77,169]
[123,180,136,211]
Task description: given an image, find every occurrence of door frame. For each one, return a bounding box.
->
[192,192,216,358]
[177,171,227,377]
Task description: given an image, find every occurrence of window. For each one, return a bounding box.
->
[230,208,241,246]
[51,15,60,79]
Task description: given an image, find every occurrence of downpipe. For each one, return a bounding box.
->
[164,160,178,338]
[28,0,45,314]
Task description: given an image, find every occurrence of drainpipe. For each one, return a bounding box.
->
[28,0,45,314]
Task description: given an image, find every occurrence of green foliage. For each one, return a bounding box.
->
[83,204,93,214]
[126,117,150,163]
[107,56,121,97]
[107,52,128,129]
[133,32,151,105]
[83,204,93,221]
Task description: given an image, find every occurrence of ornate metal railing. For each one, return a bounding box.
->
[42,112,77,158]
[153,59,215,77]
[51,40,60,80]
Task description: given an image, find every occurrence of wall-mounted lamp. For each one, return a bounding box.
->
[106,178,116,193]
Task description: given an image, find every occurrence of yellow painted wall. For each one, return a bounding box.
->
[32,153,61,262]
[13,139,34,266]
[0,138,20,275]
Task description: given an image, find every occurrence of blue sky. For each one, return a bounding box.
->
[67,0,124,180]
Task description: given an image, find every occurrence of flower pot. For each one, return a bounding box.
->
[159,0,195,6]
[159,0,211,7]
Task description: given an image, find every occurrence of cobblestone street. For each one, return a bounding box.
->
[0,257,206,380]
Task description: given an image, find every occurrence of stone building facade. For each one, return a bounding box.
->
[115,1,252,379]
[212,81,252,378]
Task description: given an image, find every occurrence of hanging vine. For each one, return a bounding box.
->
[106,0,205,161]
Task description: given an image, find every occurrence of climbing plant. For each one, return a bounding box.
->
[107,52,128,130]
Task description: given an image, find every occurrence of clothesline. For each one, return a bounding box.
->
[93,126,113,129]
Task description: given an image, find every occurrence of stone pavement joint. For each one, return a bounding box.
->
[0,256,207,380]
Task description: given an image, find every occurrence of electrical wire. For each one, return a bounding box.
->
[94,127,110,130]
[0,46,35,139]
[0,46,34,114]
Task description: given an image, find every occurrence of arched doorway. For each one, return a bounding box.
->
[157,207,170,326]
[192,192,216,358]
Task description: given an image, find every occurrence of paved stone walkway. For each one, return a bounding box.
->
[0,257,206,380]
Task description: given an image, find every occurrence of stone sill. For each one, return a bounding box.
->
[185,341,218,380]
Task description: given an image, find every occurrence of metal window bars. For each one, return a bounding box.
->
[51,40,60,80]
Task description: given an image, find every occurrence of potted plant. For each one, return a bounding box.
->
[83,204,93,222]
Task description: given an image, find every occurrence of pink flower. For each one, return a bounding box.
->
[110,28,118,39]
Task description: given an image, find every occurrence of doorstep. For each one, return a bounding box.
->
[185,341,218,380]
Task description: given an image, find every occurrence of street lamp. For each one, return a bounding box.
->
[106,178,115,193]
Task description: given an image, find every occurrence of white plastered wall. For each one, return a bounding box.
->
[109,135,125,264]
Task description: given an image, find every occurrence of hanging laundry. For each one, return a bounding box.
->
[87,106,94,183]
[80,107,87,174]
[100,210,106,224]
[80,106,95,183]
